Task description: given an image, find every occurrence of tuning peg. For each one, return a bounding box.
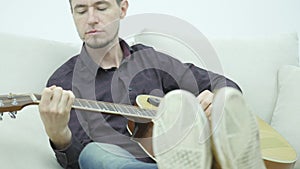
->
[11,98,18,105]
[0,113,3,121]
[9,111,17,119]
[7,93,13,99]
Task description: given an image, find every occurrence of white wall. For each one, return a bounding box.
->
[130,0,300,37]
[0,0,299,42]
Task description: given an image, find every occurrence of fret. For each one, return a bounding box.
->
[116,105,132,115]
[97,102,108,110]
[128,106,142,116]
[150,110,156,116]
[126,107,136,115]
[105,103,116,112]
[137,107,154,117]
[127,106,139,115]
[143,109,156,117]
[136,108,154,117]
[114,104,124,113]
[137,109,145,116]
[136,109,146,116]
[123,105,134,114]
[87,100,100,110]
[74,99,83,107]
[85,100,93,108]
[127,106,141,116]
[80,100,91,108]
[141,109,153,117]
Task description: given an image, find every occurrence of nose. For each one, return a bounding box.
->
[87,9,99,25]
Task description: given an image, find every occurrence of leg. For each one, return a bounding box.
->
[211,87,266,169]
[152,89,212,169]
[79,142,157,169]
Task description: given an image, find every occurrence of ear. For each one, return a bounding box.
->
[119,0,129,19]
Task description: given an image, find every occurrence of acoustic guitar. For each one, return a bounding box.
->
[0,93,297,169]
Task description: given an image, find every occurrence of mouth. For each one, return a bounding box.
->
[85,29,104,35]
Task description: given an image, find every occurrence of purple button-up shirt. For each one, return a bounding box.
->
[47,39,240,169]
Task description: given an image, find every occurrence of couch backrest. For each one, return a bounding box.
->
[0,32,81,94]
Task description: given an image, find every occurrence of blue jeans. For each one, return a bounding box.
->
[79,142,158,169]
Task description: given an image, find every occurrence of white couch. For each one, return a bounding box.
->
[0,32,299,168]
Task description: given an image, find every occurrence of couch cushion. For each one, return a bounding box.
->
[271,65,300,169]
[134,33,299,123]
[0,32,80,169]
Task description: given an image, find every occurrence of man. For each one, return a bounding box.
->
[38,0,266,169]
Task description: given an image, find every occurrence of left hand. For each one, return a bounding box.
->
[197,90,214,120]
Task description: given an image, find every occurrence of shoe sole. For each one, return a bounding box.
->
[211,87,266,169]
[152,89,212,169]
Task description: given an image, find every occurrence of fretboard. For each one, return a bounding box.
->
[33,94,156,120]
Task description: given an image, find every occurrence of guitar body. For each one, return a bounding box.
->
[127,121,155,160]
[127,95,161,160]
[0,93,297,168]
[257,118,297,169]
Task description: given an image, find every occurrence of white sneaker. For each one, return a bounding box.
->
[211,87,266,169]
[152,89,212,169]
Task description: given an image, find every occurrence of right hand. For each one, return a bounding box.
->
[38,86,75,149]
[196,90,214,121]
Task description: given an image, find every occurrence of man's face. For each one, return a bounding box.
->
[71,0,127,49]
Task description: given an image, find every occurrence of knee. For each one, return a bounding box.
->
[79,143,104,169]
[80,142,99,160]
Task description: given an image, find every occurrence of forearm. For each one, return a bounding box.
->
[49,126,72,150]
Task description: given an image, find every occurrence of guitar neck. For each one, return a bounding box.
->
[32,94,156,120]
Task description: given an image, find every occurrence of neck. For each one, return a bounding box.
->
[85,39,123,69]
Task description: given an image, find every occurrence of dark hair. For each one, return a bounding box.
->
[69,0,122,12]
[69,0,122,6]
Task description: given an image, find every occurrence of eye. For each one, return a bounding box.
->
[96,5,108,11]
[77,10,87,14]
[97,7,107,11]
[75,7,87,14]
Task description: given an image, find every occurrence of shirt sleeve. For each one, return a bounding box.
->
[157,52,241,95]
[50,135,84,169]
[46,69,85,169]
[187,63,241,92]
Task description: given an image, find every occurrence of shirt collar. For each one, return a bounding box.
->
[78,38,132,75]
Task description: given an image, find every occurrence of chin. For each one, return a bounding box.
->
[86,38,117,49]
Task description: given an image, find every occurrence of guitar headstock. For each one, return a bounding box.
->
[0,93,38,120]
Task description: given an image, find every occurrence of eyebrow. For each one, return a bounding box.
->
[94,1,109,6]
[74,1,109,10]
